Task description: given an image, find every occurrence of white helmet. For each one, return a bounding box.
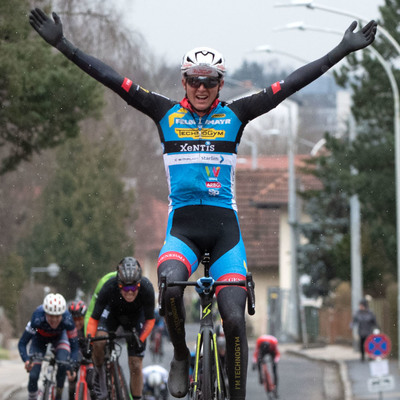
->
[43,293,67,316]
[181,47,226,78]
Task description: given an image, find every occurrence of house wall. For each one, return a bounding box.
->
[249,269,280,338]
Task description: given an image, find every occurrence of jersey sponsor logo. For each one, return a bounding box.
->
[208,188,220,196]
[175,128,226,139]
[212,113,226,118]
[157,251,191,270]
[205,166,220,178]
[175,118,231,126]
[206,181,222,189]
[121,77,133,92]
[169,109,188,127]
[180,142,215,152]
[271,80,283,94]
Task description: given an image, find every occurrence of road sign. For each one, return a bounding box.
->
[368,375,395,393]
[365,333,392,359]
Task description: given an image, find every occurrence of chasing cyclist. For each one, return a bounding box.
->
[252,334,280,397]
[18,293,79,400]
[85,257,155,400]
[28,9,377,399]
[67,300,96,400]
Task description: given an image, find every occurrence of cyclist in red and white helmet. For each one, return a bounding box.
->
[29,8,377,399]
[18,293,79,400]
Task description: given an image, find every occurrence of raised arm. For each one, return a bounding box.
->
[282,20,377,97]
[29,8,130,97]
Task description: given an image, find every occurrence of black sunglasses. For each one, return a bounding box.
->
[186,76,220,89]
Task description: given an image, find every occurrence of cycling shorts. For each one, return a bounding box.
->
[97,308,146,357]
[157,205,248,286]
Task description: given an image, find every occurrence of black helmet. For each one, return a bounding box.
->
[117,257,142,285]
[68,300,87,318]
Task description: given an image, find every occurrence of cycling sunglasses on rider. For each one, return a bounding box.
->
[186,76,220,89]
[118,282,141,293]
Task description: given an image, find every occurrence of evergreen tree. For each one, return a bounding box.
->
[18,134,134,298]
[0,252,26,328]
[0,0,102,174]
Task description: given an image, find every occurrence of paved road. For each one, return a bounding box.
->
[8,323,342,400]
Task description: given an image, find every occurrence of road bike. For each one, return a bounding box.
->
[30,345,73,400]
[87,329,141,400]
[159,252,255,400]
[260,354,277,400]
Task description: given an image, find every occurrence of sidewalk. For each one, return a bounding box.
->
[284,342,400,400]
[0,339,26,400]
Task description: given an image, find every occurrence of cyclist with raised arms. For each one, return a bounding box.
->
[85,257,155,400]
[18,293,79,400]
[28,9,377,399]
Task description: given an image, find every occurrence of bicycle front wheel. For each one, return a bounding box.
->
[43,380,56,400]
[201,331,213,400]
[110,361,130,400]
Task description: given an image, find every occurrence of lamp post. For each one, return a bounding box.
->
[30,263,60,285]
[274,0,400,56]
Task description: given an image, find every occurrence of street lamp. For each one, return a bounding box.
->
[274,0,400,56]
[274,0,400,367]
[30,263,60,285]
[252,44,309,65]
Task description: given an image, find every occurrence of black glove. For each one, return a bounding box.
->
[341,20,377,53]
[329,20,377,65]
[29,8,63,47]
[136,340,145,353]
[29,8,77,59]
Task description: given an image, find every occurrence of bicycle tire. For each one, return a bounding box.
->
[109,362,123,400]
[262,361,276,399]
[201,331,213,400]
[116,362,131,400]
[76,377,88,400]
[43,380,56,400]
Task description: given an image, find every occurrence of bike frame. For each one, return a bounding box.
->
[159,252,255,400]
[75,358,93,400]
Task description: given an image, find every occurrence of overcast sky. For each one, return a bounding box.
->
[121,0,384,73]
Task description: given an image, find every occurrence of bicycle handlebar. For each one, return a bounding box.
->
[29,354,75,369]
[85,329,142,356]
[159,271,255,316]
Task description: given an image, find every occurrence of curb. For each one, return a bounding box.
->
[2,383,26,400]
[286,349,353,400]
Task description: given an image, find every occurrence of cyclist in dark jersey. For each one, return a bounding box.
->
[29,9,377,399]
[85,257,155,400]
